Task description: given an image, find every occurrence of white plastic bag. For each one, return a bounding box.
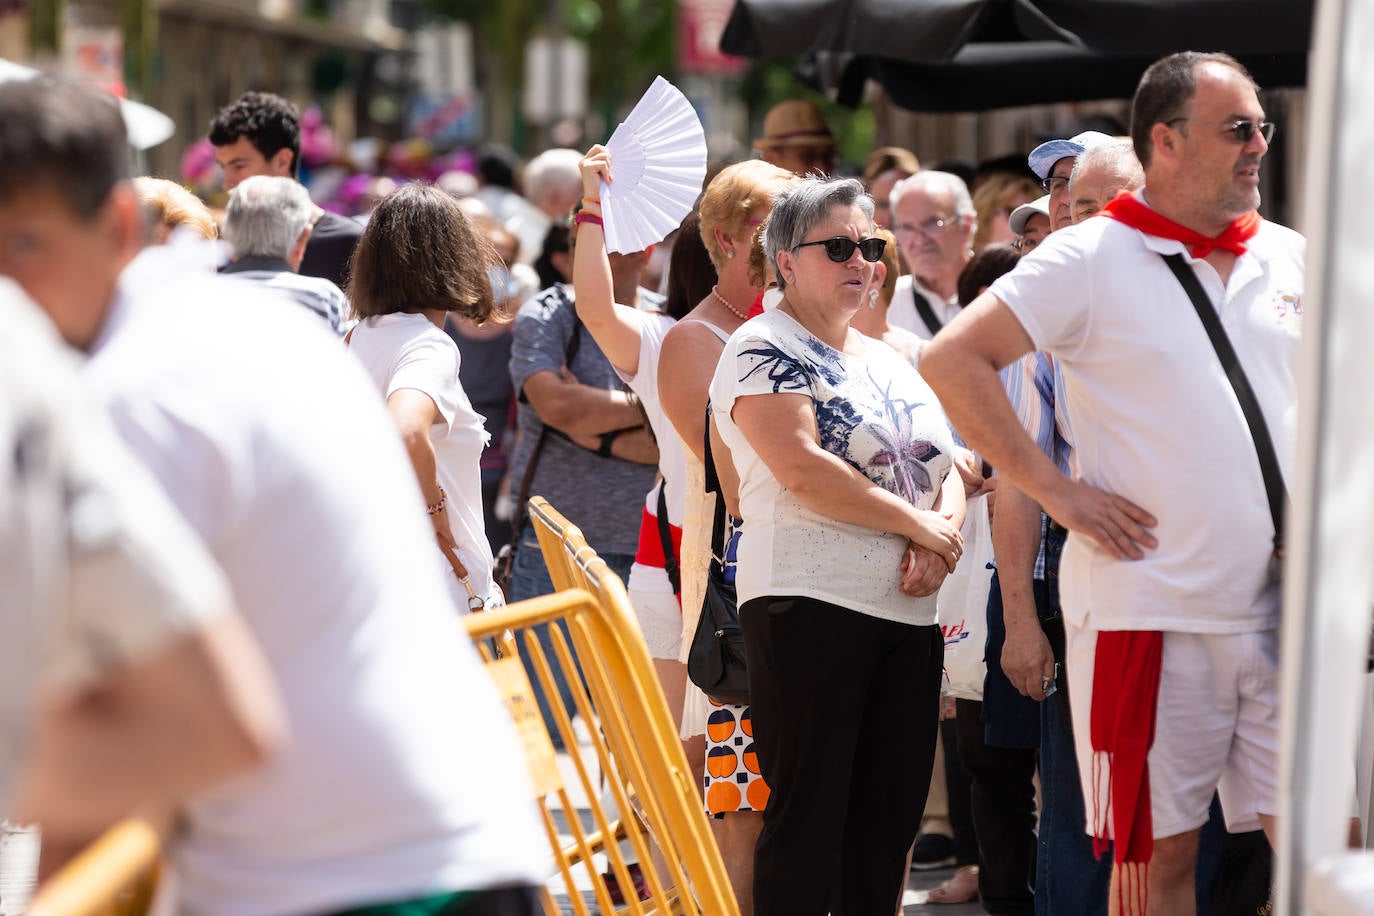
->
[937,492,996,701]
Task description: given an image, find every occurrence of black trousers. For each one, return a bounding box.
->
[955,699,1038,916]
[741,595,944,916]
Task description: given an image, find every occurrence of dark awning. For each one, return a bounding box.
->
[721,0,1314,111]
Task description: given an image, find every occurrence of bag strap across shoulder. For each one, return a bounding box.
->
[505,288,583,553]
[1160,252,1288,553]
[911,284,945,337]
[656,481,681,595]
[702,406,728,575]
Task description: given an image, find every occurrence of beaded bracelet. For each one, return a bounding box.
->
[574,211,604,227]
[581,196,601,207]
[426,486,447,516]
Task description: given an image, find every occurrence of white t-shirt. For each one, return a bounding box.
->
[616,311,684,595]
[0,283,229,813]
[890,274,961,340]
[347,312,495,605]
[710,309,956,625]
[991,206,1303,633]
[86,248,544,916]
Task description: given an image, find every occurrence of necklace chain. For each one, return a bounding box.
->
[710,285,749,320]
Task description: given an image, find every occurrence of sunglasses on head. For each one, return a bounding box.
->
[793,236,887,263]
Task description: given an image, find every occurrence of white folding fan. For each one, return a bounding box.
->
[600,76,708,254]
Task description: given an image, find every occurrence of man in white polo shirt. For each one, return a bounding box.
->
[920,51,1300,915]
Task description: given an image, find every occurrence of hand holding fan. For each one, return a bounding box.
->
[599,76,708,254]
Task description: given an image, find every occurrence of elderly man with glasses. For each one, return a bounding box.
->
[888,171,977,340]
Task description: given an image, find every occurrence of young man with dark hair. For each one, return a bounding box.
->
[209,91,362,289]
[922,51,1299,915]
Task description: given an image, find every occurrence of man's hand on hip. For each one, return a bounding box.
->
[1042,478,1157,561]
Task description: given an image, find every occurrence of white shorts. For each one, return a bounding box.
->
[630,587,683,660]
[1065,621,1279,839]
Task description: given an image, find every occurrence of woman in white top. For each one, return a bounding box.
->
[571,146,709,730]
[708,176,965,915]
[346,184,499,611]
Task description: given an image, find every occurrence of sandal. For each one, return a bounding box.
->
[925,864,980,905]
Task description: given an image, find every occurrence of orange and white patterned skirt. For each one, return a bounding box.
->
[703,700,770,816]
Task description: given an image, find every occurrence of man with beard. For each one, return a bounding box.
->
[922,52,1299,915]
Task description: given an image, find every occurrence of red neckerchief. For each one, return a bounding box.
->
[748,291,766,318]
[1090,629,1165,914]
[1100,190,1261,258]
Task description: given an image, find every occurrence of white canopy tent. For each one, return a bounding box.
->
[1277,0,1374,912]
[0,57,174,151]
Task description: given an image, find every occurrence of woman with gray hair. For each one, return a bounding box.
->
[708,176,965,914]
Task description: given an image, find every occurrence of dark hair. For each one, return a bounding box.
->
[0,78,130,218]
[534,221,572,289]
[478,146,518,190]
[208,92,302,178]
[972,154,1038,189]
[664,213,717,321]
[349,183,498,323]
[957,243,1021,307]
[932,158,976,189]
[1130,52,1257,169]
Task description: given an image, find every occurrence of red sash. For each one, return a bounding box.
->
[1100,191,1260,258]
[1089,629,1164,914]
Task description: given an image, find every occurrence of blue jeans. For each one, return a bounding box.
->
[1036,521,1112,915]
[507,523,635,749]
[1035,638,1111,916]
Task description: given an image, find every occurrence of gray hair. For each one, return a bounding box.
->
[1069,138,1144,190]
[522,148,582,205]
[763,176,874,293]
[889,170,975,220]
[222,175,313,260]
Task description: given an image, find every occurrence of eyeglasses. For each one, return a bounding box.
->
[895,217,953,238]
[1040,175,1071,194]
[793,236,887,263]
[1167,118,1276,144]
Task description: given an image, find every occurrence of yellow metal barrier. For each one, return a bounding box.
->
[528,497,596,593]
[27,820,159,916]
[469,503,737,915]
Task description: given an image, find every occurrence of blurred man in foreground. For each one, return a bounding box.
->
[0,77,546,916]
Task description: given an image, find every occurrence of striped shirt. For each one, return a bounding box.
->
[1001,352,1074,579]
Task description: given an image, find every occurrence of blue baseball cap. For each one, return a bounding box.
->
[1027,131,1115,179]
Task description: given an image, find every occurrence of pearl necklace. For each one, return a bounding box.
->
[710,285,749,320]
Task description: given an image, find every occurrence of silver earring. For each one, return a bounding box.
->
[727,249,735,258]
[868,289,879,309]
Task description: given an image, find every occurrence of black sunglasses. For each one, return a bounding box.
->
[1167,118,1276,144]
[793,236,887,263]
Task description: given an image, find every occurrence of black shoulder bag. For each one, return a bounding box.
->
[492,290,582,594]
[1160,253,1288,556]
[687,408,750,705]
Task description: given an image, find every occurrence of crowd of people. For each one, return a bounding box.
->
[0,47,1310,916]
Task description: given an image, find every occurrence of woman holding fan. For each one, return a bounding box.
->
[570,145,698,740]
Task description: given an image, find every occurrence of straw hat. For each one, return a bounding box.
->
[754,100,836,151]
